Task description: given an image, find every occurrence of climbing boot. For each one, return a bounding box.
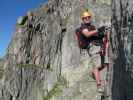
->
[97,84,104,93]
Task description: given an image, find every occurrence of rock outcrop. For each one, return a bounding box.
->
[0,0,111,100]
[108,0,133,100]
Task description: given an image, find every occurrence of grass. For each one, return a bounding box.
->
[43,76,68,100]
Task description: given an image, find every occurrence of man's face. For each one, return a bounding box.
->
[82,16,91,24]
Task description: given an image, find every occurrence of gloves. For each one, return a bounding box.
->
[97,26,106,33]
[97,26,106,37]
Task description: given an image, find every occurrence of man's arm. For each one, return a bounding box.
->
[82,28,98,37]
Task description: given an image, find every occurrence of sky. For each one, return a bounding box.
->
[0,0,48,58]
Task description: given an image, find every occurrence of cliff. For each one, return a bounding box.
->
[109,0,133,100]
[0,0,111,100]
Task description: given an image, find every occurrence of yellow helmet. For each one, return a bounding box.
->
[81,10,92,18]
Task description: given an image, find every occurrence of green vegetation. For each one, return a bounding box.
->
[17,63,54,71]
[17,64,41,68]
[46,63,54,71]
[43,76,68,100]
[17,16,28,25]
[0,58,3,61]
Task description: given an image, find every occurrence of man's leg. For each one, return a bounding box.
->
[90,55,109,92]
[90,67,101,85]
[88,44,105,92]
[90,67,104,93]
[97,63,109,71]
[90,55,104,84]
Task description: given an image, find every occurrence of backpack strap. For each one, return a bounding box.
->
[75,32,82,47]
[75,28,84,48]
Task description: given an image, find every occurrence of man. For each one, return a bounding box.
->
[75,10,109,92]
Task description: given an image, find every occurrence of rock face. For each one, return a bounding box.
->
[0,0,111,100]
[109,0,133,100]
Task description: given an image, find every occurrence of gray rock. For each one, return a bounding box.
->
[107,0,133,100]
[1,0,111,100]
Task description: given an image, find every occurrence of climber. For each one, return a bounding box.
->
[75,10,109,92]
